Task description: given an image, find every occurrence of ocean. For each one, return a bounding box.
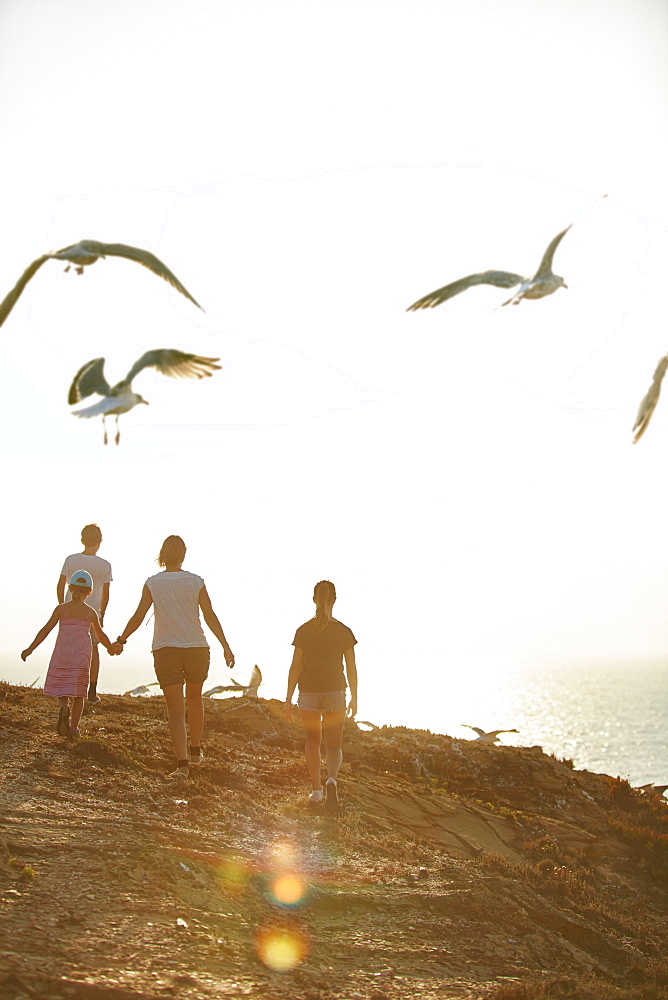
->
[385,658,668,790]
[2,655,666,790]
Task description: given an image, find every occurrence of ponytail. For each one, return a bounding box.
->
[313,580,336,631]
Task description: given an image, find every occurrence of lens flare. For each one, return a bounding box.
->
[216,856,251,892]
[255,925,309,972]
[270,874,307,907]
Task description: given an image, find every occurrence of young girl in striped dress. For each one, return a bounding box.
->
[22,570,115,738]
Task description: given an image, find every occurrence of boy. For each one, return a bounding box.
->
[57,524,113,702]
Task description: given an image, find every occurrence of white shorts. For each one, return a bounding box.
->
[298,690,346,713]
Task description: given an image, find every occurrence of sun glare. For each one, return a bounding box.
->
[254,925,309,972]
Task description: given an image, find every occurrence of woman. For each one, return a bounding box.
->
[111,535,235,779]
[285,580,357,807]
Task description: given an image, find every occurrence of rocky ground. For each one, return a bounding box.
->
[1,681,667,999]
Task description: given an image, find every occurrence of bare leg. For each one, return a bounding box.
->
[185,682,205,748]
[90,645,100,685]
[322,710,346,781]
[115,415,120,445]
[162,684,188,760]
[70,697,84,731]
[103,416,108,446]
[300,709,323,790]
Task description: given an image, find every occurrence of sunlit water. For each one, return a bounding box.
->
[3,656,666,789]
[377,659,668,789]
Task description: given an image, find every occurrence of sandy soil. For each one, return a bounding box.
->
[1,682,667,999]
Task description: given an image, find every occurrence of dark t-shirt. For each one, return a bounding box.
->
[292,618,357,693]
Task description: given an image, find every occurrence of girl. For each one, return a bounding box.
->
[285,580,358,807]
[22,569,115,738]
[110,535,235,780]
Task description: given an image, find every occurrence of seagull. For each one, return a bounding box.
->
[632,355,668,443]
[68,349,221,444]
[0,240,202,327]
[462,725,519,743]
[123,682,160,696]
[636,783,668,797]
[204,665,262,698]
[407,224,573,311]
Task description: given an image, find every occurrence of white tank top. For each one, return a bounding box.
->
[145,571,209,650]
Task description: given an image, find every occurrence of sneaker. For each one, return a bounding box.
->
[189,749,204,766]
[325,778,338,809]
[308,789,323,804]
[87,694,101,704]
[167,766,189,780]
[56,706,70,737]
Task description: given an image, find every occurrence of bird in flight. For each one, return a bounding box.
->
[69,348,221,444]
[123,683,160,697]
[204,665,263,699]
[407,224,573,311]
[632,354,668,443]
[0,239,202,327]
[462,725,519,743]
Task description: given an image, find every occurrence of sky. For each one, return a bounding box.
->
[0,0,667,737]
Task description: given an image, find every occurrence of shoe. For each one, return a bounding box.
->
[167,766,189,780]
[308,789,323,804]
[87,694,101,704]
[325,778,338,809]
[189,749,204,766]
[69,728,81,740]
[56,706,70,737]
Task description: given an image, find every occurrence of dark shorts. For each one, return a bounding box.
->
[298,690,346,713]
[152,646,210,689]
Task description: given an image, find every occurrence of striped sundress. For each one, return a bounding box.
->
[43,617,92,698]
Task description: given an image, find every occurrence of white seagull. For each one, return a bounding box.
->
[462,725,519,743]
[204,665,262,699]
[0,239,202,327]
[123,682,160,697]
[407,224,573,311]
[69,349,221,444]
[632,355,668,443]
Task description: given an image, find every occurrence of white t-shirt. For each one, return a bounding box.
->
[146,570,209,650]
[61,552,113,615]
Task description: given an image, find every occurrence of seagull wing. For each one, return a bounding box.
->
[246,665,262,695]
[0,254,50,327]
[76,240,203,310]
[462,725,486,737]
[632,355,668,443]
[120,349,221,388]
[407,270,524,311]
[533,225,572,279]
[68,358,111,404]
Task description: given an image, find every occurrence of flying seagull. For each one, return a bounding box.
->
[407,224,573,311]
[204,665,262,698]
[632,354,668,444]
[123,682,160,696]
[69,349,221,444]
[636,783,668,797]
[0,239,202,327]
[462,725,519,743]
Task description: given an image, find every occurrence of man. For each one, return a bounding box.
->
[57,524,113,703]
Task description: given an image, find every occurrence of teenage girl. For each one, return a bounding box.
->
[21,570,115,738]
[285,580,358,807]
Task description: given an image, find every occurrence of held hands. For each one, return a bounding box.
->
[107,640,124,656]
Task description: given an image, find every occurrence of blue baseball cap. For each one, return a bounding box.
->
[69,570,93,589]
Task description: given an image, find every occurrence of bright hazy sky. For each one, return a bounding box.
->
[1,0,667,734]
